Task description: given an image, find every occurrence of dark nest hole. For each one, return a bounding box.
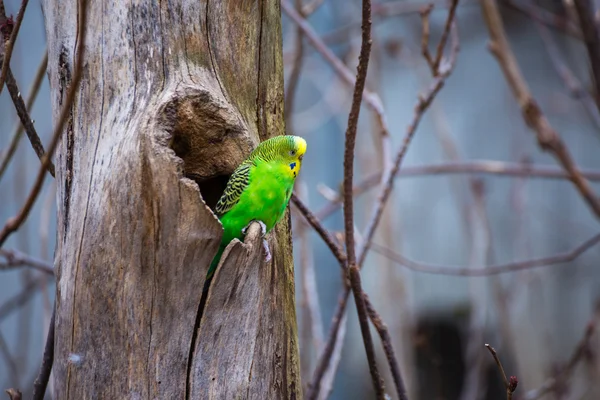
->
[170,130,231,212]
[164,92,254,214]
[196,175,229,212]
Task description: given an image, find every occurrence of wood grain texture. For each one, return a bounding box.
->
[42,0,300,398]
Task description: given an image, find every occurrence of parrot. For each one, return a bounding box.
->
[205,135,307,287]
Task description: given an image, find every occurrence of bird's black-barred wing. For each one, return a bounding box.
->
[215,162,252,216]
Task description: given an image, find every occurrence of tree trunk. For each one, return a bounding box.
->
[43,0,301,398]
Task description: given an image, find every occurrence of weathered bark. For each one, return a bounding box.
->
[43,0,300,398]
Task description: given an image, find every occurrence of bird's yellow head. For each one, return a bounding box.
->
[252,135,307,179]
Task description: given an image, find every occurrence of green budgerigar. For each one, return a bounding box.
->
[206,135,307,282]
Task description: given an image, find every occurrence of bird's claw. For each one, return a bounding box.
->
[262,239,272,263]
[241,220,271,263]
[241,220,268,236]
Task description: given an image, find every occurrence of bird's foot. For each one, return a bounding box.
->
[241,220,268,236]
[262,238,272,263]
[241,220,271,262]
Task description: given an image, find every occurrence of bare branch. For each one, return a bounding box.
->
[485,344,518,400]
[501,0,581,39]
[433,0,460,73]
[282,0,391,168]
[370,232,600,276]
[337,0,387,396]
[4,388,21,400]
[0,0,88,247]
[0,248,54,275]
[0,276,51,323]
[534,23,600,131]
[522,322,595,400]
[0,0,30,94]
[0,51,49,181]
[364,293,409,400]
[307,286,351,399]
[481,0,600,219]
[291,194,346,265]
[572,0,600,107]
[1,51,54,178]
[32,305,55,400]
[357,22,458,266]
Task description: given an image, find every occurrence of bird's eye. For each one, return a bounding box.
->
[289,150,296,156]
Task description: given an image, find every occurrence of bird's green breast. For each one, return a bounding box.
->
[219,159,295,245]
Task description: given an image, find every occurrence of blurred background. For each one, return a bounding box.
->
[2,0,600,399]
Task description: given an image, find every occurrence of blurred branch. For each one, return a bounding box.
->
[316,310,347,400]
[364,293,409,400]
[295,182,325,384]
[0,331,18,392]
[535,22,600,130]
[301,0,325,16]
[284,0,307,127]
[421,0,459,76]
[282,0,392,173]
[501,0,581,39]
[357,14,458,267]
[0,248,54,275]
[0,0,29,94]
[0,0,88,248]
[0,50,49,181]
[4,389,21,400]
[481,0,600,220]
[32,305,55,400]
[371,232,600,276]
[0,275,51,323]
[485,344,518,400]
[572,0,600,106]
[294,160,600,236]
[522,322,595,400]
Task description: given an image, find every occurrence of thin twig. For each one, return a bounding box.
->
[32,305,55,400]
[0,331,18,391]
[501,0,581,39]
[572,0,600,108]
[0,248,54,275]
[534,22,600,131]
[0,0,29,95]
[316,309,347,400]
[295,181,325,384]
[282,0,391,160]
[364,293,409,400]
[420,5,435,72]
[307,286,351,399]
[293,160,600,236]
[481,0,600,219]
[2,52,54,177]
[433,0,459,72]
[291,194,346,264]
[522,322,595,400]
[0,0,88,248]
[0,276,51,323]
[4,389,21,400]
[307,6,459,397]
[0,50,49,181]
[284,0,306,127]
[370,232,600,276]
[339,0,386,397]
[485,344,518,400]
[357,31,458,266]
